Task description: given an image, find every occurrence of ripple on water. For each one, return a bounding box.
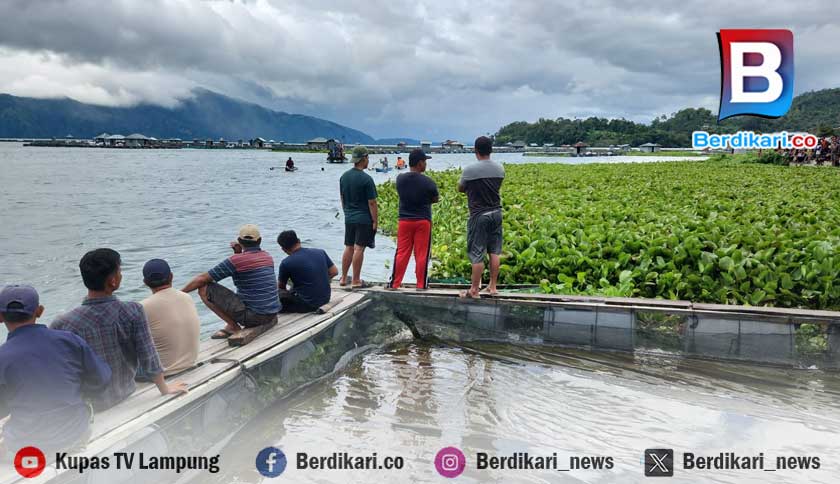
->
[207,341,840,484]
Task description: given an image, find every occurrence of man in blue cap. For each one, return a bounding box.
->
[0,285,111,460]
[140,259,200,377]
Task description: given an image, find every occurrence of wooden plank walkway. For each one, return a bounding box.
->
[0,290,366,484]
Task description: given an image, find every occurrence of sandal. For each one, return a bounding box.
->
[211,329,235,339]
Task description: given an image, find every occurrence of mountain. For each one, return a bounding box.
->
[0,89,375,143]
[495,88,840,147]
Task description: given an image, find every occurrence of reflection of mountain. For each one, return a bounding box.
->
[0,89,375,143]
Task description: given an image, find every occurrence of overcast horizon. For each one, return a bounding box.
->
[0,0,838,141]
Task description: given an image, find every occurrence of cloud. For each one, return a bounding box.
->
[0,0,837,140]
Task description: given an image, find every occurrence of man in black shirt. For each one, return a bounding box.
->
[387,149,439,290]
[458,136,505,298]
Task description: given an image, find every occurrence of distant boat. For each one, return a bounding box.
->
[285,166,298,172]
[375,167,392,173]
[326,139,347,163]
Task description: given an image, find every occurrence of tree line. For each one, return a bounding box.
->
[495,88,840,148]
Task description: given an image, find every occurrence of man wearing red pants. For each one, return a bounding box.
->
[387,149,439,290]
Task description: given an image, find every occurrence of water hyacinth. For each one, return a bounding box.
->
[378,161,840,309]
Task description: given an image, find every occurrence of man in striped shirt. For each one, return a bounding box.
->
[182,225,281,339]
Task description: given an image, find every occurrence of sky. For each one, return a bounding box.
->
[0,0,838,141]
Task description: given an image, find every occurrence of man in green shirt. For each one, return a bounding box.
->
[339,146,378,288]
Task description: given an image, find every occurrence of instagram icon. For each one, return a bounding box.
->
[435,447,466,478]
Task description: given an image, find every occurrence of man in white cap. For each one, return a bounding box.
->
[182,224,281,339]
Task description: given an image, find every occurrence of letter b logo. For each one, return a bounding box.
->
[717,29,793,121]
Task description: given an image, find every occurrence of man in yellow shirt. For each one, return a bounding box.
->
[140,259,200,376]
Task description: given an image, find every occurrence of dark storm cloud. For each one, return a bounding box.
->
[0,0,838,140]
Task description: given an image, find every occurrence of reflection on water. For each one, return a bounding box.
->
[211,341,840,484]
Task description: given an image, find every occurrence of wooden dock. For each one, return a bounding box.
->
[0,290,365,484]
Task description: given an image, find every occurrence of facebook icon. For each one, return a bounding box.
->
[256,447,287,478]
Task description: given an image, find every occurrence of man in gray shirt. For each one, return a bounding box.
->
[458,136,505,298]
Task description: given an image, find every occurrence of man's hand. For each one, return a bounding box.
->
[162,381,189,395]
[372,221,378,232]
[230,241,243,254]
[153,372,189,396]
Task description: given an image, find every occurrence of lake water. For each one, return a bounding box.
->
[0,143,704,337]
[210,341,840,483]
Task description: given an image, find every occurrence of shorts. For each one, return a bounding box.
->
[206,282,277,327]
[279,291,321,313]
[467,209,503,264]
[344,223,375,248]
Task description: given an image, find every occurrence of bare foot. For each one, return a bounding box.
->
[338,277,348,287]
[482,287,498,296]
[459,289,480,299]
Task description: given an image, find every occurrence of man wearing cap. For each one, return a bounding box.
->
[182,225,281,339]
[339,146,378,288]
[140,259,200,376]
[0,285,111,458]
[458,136,505,298]
[386,149,439,290]
[52,248,188,410]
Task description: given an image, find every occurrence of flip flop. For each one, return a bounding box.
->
[211,329,235,339]
[459,290,480,299]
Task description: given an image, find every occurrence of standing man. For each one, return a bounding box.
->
[276,230,338,313]
[458,136,505,298]
[51,248,187,411]
[339,146,378,288]
[140,259,200,376]
[0,285,111,458]
[182,225,281,339]
[387,148,439,290]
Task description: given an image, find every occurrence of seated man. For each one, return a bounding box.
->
[182,224,281,339]
[0,285,111,461]
[51,248,188,411]
[140,259,200,377]
[276,230,338,313]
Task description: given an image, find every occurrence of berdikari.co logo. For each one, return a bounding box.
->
[717,29,794,121]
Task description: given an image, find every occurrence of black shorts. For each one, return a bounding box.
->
[467,209,503,263]
[206,282,277,327]
[344,223,375,248]
[279,291,321,313]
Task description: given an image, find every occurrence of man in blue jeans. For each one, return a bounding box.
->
[0,285,111,460]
